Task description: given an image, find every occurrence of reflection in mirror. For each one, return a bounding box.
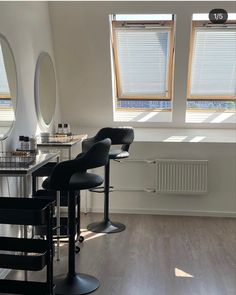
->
[0,35,17,140]
[35,52,56,127]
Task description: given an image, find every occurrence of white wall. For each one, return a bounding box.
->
[49,1,236,129]
[76,127,235,217]
[0,2,61,151]
[86,141,236,217]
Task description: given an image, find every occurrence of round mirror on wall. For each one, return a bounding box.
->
[35,52,56,128]
[0,34,17,140]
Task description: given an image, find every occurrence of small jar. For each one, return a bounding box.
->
[30,137,37,151]
[57,123,63,134]
[64,123,69,134]
[67,124,71,134]
[40,132,50,143]
[19,136,24,150]
[23,136,30,150]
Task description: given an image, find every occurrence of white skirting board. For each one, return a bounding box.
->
[86,208,236,218]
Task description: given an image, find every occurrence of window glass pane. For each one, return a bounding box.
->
[187,100,235,111]
[117,100,171,110]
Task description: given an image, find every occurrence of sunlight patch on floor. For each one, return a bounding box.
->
[175,267,194,278]
[84,232,106,242]
[80,228,106,242]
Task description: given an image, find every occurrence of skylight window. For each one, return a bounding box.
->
[111,14,175,114]
[186,13,236,114]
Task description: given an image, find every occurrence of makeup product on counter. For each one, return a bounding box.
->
[23,136,30,150]
[19,136,24,150]
[30,137,37,151]
[57,124,63,134]
[63,123,71,134]
[40,132,50,143]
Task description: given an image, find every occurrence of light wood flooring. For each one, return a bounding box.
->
[3,213,236,295]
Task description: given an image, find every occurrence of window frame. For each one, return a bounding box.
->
[187,20,236,101]
[0,95,10,99]
[112,20,175,101]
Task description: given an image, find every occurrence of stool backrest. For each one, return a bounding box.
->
[95,127,134,145]
[79,137,111,169]
[82,127,134,152]
[48,138,111,190]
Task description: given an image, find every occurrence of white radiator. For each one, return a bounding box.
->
[156,159,208,194]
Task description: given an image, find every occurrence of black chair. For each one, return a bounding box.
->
[82,127,134,234]
[42,138,111,295]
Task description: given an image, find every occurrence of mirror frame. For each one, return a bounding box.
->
[34,52,56,129]
[0,33,18,141]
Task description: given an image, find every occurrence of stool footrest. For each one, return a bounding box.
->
[89,186,114,193]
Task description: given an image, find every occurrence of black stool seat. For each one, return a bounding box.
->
[42,172,102,192]
[69,173,103,190]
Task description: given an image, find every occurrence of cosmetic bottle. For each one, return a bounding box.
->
[23,137,30,150]
[19,136,24,150]
[64,123,71,134]
[57,124,63,134]
[30,136,37,151]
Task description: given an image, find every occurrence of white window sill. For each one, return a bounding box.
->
[114,110,236,124]
[134,128,236,143]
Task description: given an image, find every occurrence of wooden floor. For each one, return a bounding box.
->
[3,213,236,295]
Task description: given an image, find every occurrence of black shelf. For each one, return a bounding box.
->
[0,197,53,225]
[0,237,47,271]
[0,280,54,295]
[0,197,54,295]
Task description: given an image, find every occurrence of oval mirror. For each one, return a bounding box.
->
[35,52,56,127]
[0,34,17,140]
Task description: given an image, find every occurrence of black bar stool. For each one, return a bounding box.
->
[42,138,111,295]
[82,127,134,234]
